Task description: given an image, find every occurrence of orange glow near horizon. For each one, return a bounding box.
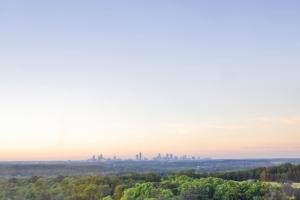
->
[1,114,300,161]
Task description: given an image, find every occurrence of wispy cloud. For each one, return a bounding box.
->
[255,117,273,122]
[255,116,300,126]
[207,124,247,130]
[280,117,300,125]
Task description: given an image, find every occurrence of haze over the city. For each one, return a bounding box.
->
[1,0,300,161]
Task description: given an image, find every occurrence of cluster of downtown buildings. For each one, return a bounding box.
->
[88,153,210,162]
[152,153,207,161]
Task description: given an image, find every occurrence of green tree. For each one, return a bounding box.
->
[121,183,173,200]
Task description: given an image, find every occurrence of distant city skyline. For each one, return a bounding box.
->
[87,152,210,162]
[1,1,300,161]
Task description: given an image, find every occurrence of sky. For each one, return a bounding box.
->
[0,0,300,161]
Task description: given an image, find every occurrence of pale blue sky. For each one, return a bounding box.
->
[0,1,300,160]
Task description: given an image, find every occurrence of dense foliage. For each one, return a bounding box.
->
[1,174,300,200]
[1,163,300,199]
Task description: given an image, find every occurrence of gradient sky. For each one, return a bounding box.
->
[1,0,300,160]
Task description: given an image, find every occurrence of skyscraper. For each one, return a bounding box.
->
[98,154,103,160]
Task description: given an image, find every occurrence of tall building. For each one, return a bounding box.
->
[139,152,142,160]
[98,154,103,160]
[157,153,161,160]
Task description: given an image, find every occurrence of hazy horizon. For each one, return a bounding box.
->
[1,1,300,161]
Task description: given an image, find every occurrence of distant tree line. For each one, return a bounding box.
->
[203,163,300,182]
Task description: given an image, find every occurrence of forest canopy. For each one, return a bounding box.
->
[1,164,300,200]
